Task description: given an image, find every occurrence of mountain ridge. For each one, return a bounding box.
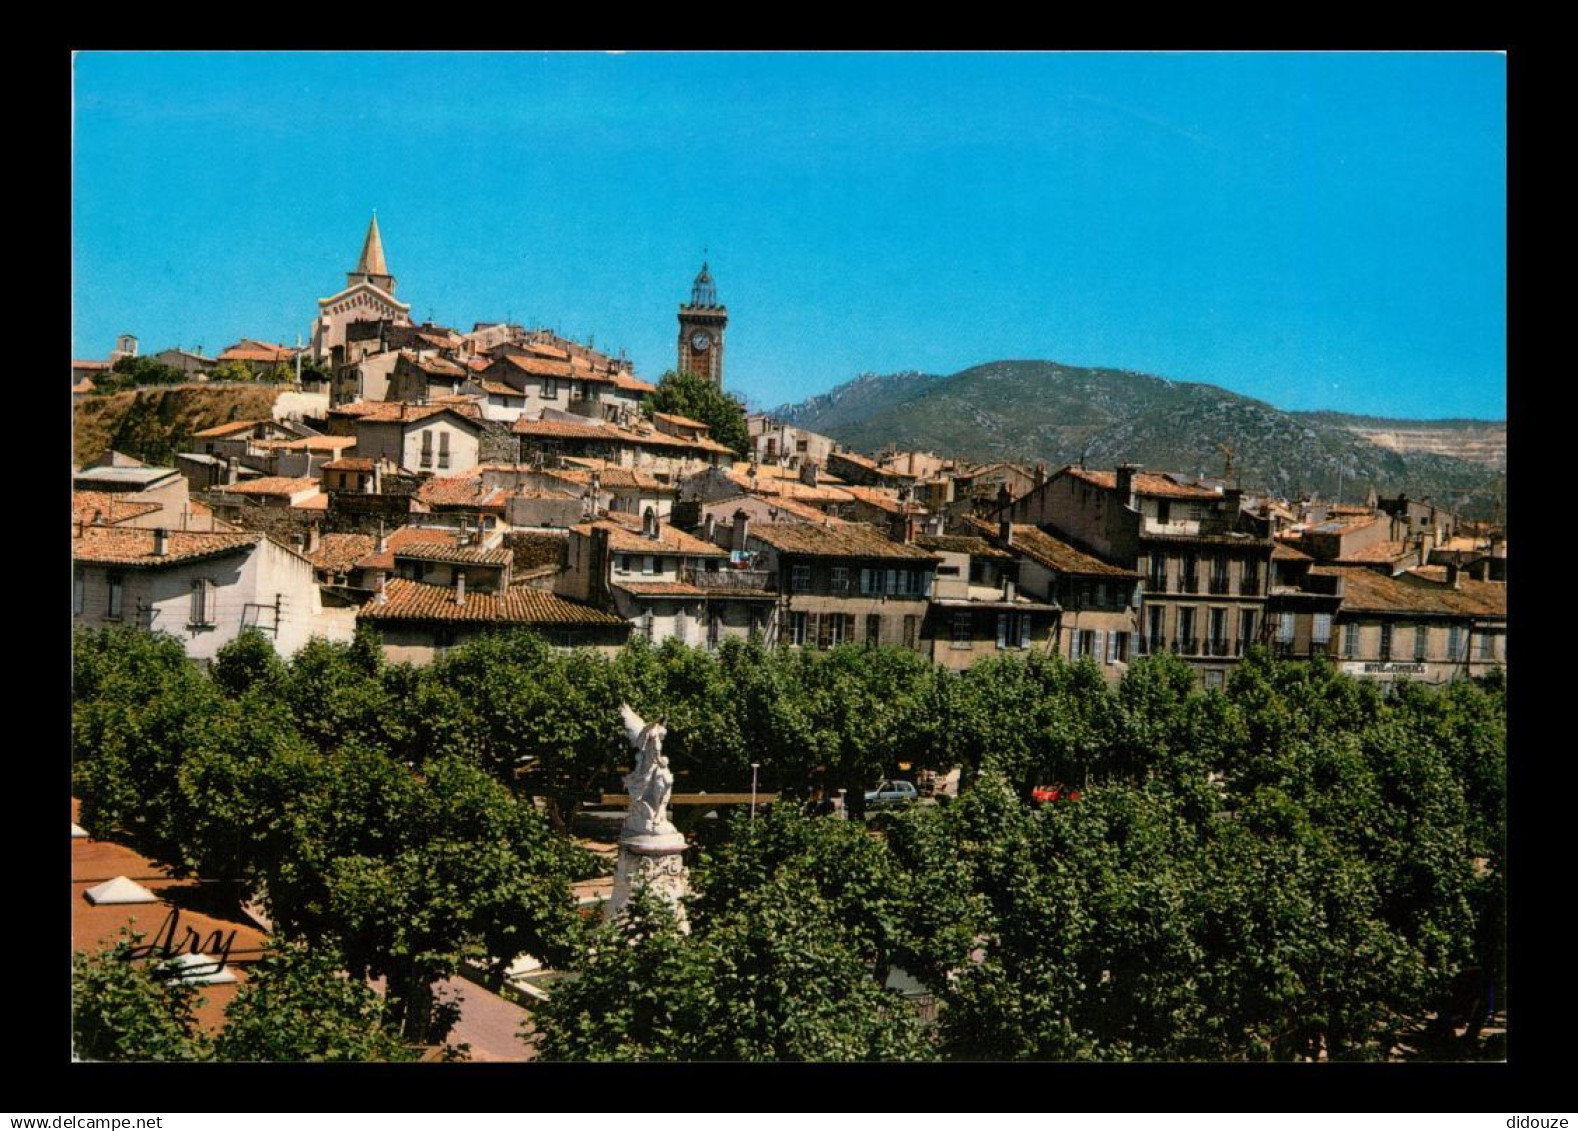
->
[772,361,1504,518]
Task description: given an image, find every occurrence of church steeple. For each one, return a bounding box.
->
[347,213,396,294]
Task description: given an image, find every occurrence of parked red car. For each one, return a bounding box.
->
[1031,783,1081,804]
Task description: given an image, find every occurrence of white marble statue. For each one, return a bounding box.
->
[619,703,675,836]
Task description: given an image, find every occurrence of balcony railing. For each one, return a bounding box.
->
[683,566,772,591]
[1209,639,1231,657]
[1176,638,1200,656]
[1180,575,1199,594]
[1209,577,1231,595]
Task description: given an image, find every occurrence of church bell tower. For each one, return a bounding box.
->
[677,260,727,389]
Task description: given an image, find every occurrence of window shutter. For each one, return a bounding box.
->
[923,570,934,598]
[860,568,871,594]
[887,569,899,595]
[996,613,1008,649]
[1093,631,1105,664]
[816,613,831,650]
[1105,630,1116,663]
[1021,615,1033,650]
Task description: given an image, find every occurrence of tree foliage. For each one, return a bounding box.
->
[71,624,1505,1061]
[91,356,187,395]
[645,369,750,457]
[214,939,414,1062]
[72,932,208,1062]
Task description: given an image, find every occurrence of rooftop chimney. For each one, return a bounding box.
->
[1003,576,1016,603]
[1115,464,1140,503]
[1033,461,1047,487]
[999,519,1013,546]
[1446,561,1462,590]
[703,513,716,544]
[732,509,751,552]
[152,528,169,557]
[643,507,660,540]
[305,525,320,554]
[376,521,388,554]
[800,460,820,487]
[455,570,467,606]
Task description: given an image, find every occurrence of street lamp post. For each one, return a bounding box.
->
[750,762,760,822]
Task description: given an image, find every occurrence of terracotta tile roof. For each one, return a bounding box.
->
[219,476,320,497]
[754,495,833,523]
[1337,539,1412,564]
[1312,514,1386,536]
[73,491,162,526]
[843,485,928,514]
[524,342,570,360]
[308,533,377,575]
[1272,541,1314,561]
[360,578,628,626]
[328,400,385,417]
[575,516,728,558]
[394,542,514,567]
[335,401,482,425]
[474,380,525,397]
[1065,466,1221,500]
[323,457,376,471]
[279,435,358,452]
[726,468,854,504]
[539,466,669,491]
[748,521,939,561]
[413,476,506,509]
[967,520,1136,578]
[73,814,270,1033]
[73,527,259,566]
[496,354,615,382]
[913,533,1013,559]
[614,580,708,598]
[354,526,459,571]
[293,494,330,511]
[653,411,710,430]
[830,449,882,472]
[613,372,657,394]
[191,420,270,439]
[513,416,732,455]
[512,417,620,440]
[1313,566,1506,619]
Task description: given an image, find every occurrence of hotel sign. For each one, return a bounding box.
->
[1343,662,1427,676]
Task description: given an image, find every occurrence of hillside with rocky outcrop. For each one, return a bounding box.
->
[776,362,1505,518]
[73,384,294,468]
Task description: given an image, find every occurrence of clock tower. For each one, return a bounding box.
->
[677,260,727,389]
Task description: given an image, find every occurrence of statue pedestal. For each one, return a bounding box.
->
[605,830,690,933]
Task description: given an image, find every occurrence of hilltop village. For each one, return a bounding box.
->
[73,217,1507,687]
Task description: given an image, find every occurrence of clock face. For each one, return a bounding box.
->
[690,331,711,352]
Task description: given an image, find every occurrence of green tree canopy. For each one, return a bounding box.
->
[645,369,750,457]
[72,932,208,1062]
[215,939,415,1062]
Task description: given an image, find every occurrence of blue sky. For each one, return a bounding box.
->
[72,52,1506,420]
